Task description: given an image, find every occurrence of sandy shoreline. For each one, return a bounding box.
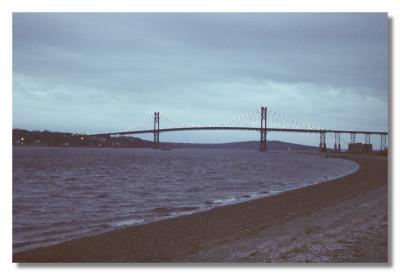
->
[13,154,388,263]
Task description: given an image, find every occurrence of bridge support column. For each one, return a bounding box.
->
[153,112,160,148]
[319,132,326,152]
[380,134,386,152]
[334,132,341,152]
[365,133,371,144]
[260,106,267,151]
[350,133,356,144]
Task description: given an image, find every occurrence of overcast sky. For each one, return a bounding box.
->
[13,13,388,146]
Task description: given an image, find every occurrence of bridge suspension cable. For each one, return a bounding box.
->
[113,106,327,134]
[162,114,193,128]
[263,108,325,131]
[162,108,260,129]
[119,115,153,134]
[221,107,259,128]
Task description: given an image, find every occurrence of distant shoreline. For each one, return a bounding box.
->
[12,145,316,151]
[12,128,318,150]
[13,154,388,263]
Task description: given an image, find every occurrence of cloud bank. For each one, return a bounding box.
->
[13,13,388,145]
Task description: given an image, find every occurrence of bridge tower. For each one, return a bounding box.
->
[153,112,160,148]
[319,132,327,152]
[260,106,267,151]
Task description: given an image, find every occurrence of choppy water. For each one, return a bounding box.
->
[13,147,358,253]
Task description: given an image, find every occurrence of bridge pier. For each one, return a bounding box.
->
[380,134,387,152]
[365,133,371,144]
[334,132,342,152]
[153,112,160,148]
[260,106,267,151]
[319,132,326,152]
[334,132,341,152]
[350,133,356,144]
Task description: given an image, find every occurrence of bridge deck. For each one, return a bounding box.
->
[91,127,388,137]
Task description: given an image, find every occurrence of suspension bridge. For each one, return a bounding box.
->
[88,107,388,152]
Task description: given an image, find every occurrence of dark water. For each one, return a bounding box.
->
[13,147,358,253]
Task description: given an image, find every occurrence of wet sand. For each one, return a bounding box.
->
[13,154,388,263]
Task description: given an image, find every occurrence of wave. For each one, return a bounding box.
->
[111,218,145,228]
[149,206,199,214]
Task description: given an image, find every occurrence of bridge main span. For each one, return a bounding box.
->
[151,107,270,151]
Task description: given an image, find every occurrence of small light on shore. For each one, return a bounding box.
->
[81,137,84,141]
[21,137,24,141]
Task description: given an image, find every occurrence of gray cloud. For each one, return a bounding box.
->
[13,13,388,146]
